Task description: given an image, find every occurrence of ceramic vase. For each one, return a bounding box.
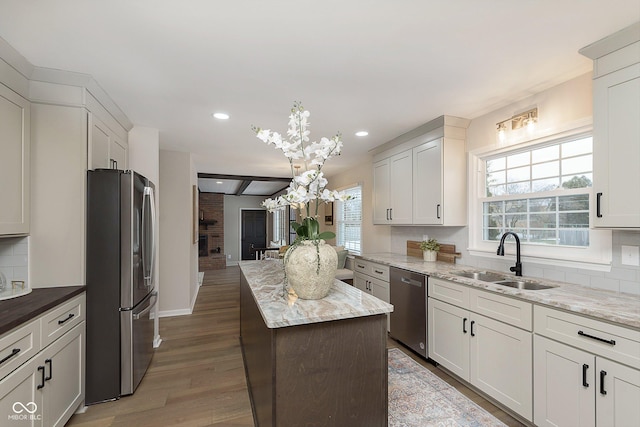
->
[285,240,337,299]
[423,250,438,262]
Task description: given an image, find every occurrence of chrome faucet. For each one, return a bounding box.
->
[497,232,522,276]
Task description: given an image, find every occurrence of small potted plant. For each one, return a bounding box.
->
[419,238,440,262]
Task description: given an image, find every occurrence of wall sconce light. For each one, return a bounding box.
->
[496,122,507,142]
[496,107,538,140]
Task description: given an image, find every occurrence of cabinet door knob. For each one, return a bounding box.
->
[582,364,589,387]
[0,348,20,365]
[37,366,45,389]
[600,370,607,395]
[45,359,52,381]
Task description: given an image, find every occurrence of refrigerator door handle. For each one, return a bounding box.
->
[133,291,158,320]
[142,186,156,287]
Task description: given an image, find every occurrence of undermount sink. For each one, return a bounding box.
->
[493,280,554,291]
[451,270,554,290]
[452,271,507,283]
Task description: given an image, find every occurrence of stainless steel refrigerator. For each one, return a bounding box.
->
[86,169,158,404]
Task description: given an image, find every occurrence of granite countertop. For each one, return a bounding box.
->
[239,260,393,329]
[357,252,640,330]
[0,286,86,337]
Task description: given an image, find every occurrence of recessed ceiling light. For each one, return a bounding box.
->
[355,131,369,137]
[212,112,229,120]
[216,181,223,184]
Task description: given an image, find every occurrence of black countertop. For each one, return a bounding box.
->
[0,286,86,336]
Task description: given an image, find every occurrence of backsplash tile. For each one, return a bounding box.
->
[390,227,640,295]
[0,237,28,283]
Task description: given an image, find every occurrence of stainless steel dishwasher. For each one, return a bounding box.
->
[389,267,427,357]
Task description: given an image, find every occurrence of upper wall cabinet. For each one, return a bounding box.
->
[580,23,640,228]
[372,115,469,226]
[412,137,466,225]
[89,113,128,170]
[0,83,30,235]
[373,149,413,224]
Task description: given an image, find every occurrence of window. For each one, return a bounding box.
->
[271,208,287,245]
[335,185,362,254]
[482,136,592,247]
[469,132,612,269]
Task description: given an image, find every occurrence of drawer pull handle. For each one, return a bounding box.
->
[582,364,589,387]
[37,366,45,389]
[470,320,476,337]
[596,192,603,218]
[374,270,384,275]
[578,330,616,346]
[58,313,75,325]
[45,359,52,381]
[0,348,20,365]
[462,318,468,334]
[600,370,607,395]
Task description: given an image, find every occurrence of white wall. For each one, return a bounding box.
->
[224,194,266,264]
[158,150,198,316]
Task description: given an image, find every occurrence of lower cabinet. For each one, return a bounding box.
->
[354,259,390,331]
[428,297,533,420]
[533,306,640,427]
[0,294,85,427]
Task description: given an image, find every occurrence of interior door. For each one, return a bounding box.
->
[241,210,267,260]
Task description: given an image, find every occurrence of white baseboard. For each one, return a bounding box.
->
[153,335,163,348]
[156,308,192,317]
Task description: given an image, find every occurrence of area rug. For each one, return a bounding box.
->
[388,348,507,427]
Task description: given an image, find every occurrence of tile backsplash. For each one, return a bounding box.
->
[0,236,28,285]
[391,227,640,296]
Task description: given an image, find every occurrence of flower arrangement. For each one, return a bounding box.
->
[419,238,440,252]
[253,102,350,244]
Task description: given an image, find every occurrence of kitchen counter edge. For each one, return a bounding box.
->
[0,286,86,336]
[357,253,639,330]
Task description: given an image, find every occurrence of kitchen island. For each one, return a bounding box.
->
[239,260,393,427]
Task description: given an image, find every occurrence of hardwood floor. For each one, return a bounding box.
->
[68,266,526,427]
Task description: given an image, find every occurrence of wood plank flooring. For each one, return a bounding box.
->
[67,266,526,427]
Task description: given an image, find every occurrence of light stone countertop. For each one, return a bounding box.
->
[239,259,393,329]
[357,252,640,330]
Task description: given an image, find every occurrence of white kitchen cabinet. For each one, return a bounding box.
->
[0,83,30,235]
[89,113,128,170]
[372,150,412,224]
[533,305,640,427]
[428,278,533,421]
[580,24,640,228]
[354,258,390,330]
[0,294,85,427]
[412,137,466,225]
[372,115,469,226]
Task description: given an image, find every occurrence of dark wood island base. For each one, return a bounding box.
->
[239,263,391,427]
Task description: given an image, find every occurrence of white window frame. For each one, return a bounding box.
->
[335,184,362,255]
[468,127,612,271]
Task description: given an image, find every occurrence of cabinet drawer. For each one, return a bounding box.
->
[534,305,640,369]
[353,259,390,282]
[0,319,41,381]
[470,289,532,331]
[41,294,85,348]
[428,278,470,308]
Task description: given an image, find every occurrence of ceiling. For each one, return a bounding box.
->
[1,1,638,193]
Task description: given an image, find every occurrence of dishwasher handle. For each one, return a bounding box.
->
[400,276,423,287]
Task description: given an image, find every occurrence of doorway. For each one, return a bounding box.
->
[241,209,267,260]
